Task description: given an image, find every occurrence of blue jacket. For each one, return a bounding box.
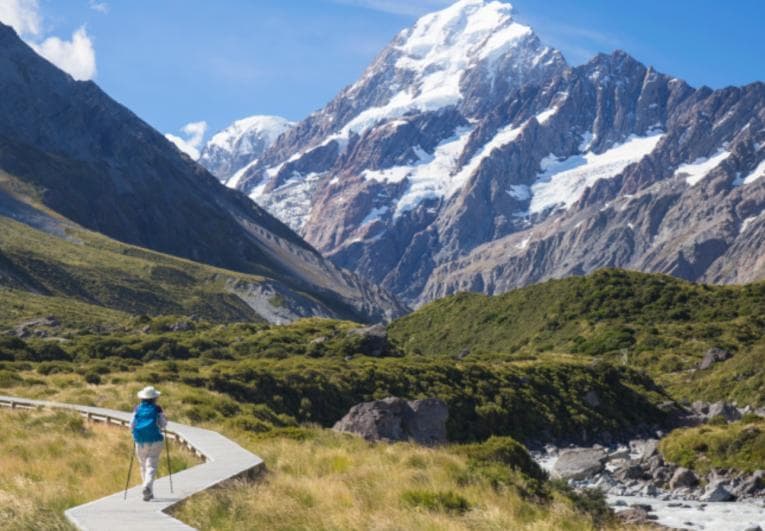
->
[130,401,167,444]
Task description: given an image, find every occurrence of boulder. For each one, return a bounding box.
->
[404,398,449,445]
[552,448,607,480]
[332,396,448,446]
[348,324,390,357]
[707,401,741,422]
[691,401,709,415]
[669,467,699,489]
[617,505,658,525]
[701,481,736,502]
[699,347,732,370]
[637,439,660,460]
[614,463,646,481]
[732,470,765,497]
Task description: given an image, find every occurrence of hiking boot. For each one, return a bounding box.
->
[142,487,153,501]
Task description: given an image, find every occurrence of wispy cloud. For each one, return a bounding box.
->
[519,17,624,65]
[165,121,208,160]
[0,0,40,35]
[330,0,452,17]
[0,0,97,80]
[89,1,109,14]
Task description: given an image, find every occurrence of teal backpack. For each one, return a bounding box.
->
[132,401,164,444]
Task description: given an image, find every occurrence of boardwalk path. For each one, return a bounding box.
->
[0,395,264,530]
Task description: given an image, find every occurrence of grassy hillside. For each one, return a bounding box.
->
[0,408,198,530]
[0,216,269,322]
[389,269,765,402]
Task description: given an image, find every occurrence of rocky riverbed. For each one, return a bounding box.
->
[534,436,765,530]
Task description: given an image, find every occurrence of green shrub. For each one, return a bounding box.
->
[401,489,471,513]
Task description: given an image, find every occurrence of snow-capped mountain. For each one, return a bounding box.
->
[225,0,765,305]
[199,115,294,183]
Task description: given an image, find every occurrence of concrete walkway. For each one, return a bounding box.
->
[0,395,264,530]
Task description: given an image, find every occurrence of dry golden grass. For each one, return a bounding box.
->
[174,430,606,531]
[0,408,199,530]
[2,375,648,530]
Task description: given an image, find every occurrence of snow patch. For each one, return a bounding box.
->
[529,132,664,215]
[507,184,530,201]
[452,123,525,188]
[361,206,389,226]
[363,127,473,217]
[739,159,765,186]
[675,150,732,186]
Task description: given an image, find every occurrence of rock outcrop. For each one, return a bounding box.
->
[333,397,448,445]
[699,347,732,370]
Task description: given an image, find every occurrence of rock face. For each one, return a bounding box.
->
[0,22,406,324]
[221,0,765,306]
[699,347,732,370]
[333,397,448,445]
[551,448,607,480]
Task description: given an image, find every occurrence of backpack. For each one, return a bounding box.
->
[132,401,164,444]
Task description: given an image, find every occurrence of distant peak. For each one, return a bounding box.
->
[207,115,294,151]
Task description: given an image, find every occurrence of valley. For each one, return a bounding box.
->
[0,0,762,529]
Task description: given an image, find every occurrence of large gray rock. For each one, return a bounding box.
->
[707,401,742,422]
[669,467,699,489]
[333,397,448,446]
[702,481,736,502]
[699,347,732,370]
[552,448,608,480]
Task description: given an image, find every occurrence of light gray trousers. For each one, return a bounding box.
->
[135,441,163,491]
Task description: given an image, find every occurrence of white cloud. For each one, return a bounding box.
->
[0,0,41,35]
[88,1,108,14]
[0,0,98,80]
[30,26,96,81]
[165,121,208,160]
[331,0,452,17]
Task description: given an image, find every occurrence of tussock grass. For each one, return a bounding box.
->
[174,430,609,531]
[0,408,199,530]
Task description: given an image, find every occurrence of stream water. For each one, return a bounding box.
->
[534,453,765,530]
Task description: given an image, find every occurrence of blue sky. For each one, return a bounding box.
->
[3,0,764,147]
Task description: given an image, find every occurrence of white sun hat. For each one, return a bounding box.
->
[137,386,161,400]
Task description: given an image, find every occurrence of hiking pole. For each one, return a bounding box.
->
[123,441,135,500]
[164,430,174,493]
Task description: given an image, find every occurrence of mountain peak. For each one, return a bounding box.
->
[329,0,561,138]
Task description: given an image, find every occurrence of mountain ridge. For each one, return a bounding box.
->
[0,21,406,322]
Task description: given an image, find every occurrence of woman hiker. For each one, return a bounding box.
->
[130,386,168,501]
